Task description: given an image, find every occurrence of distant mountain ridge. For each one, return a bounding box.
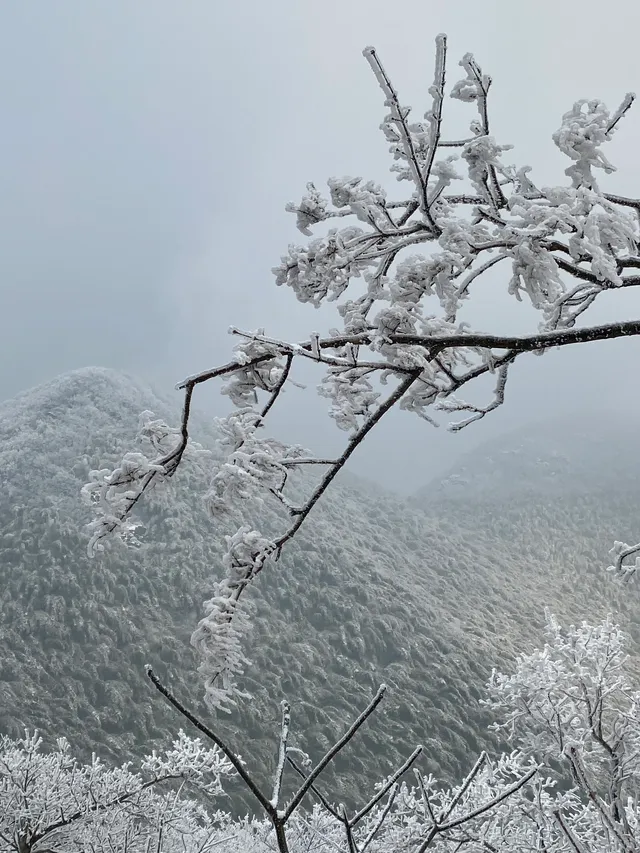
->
[417,414,640,505]
[0,368,637,812]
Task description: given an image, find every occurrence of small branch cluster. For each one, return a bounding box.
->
[608,538,640,582]
[81,406,209,555]
[147,671,539,853]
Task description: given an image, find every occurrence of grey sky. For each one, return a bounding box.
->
[1,1,639,492]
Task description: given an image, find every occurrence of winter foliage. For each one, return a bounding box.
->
[82,34,640,713]
[0,728,234,852]
[6,27,640,853]
[5,615,640,851]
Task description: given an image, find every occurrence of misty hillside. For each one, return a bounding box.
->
[0,368,637,811]
[419,416,640,504]
[416,416,640,646]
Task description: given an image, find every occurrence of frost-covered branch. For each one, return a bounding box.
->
[271,702,291,810]
[146,666,272,815]
[287,743,423,853]
[85,33,640,713]
[608,539,640,582]
[145,675,419,853]
[284,685,388,821]
[362,45,437,231]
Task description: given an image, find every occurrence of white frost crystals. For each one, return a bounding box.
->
[205,408,290,516]
[141,728,235,796]
[84,33,640,711]
[0,728,234,852]
[81,409,209,556]
[191,526,275,712]
[553,95,635,190]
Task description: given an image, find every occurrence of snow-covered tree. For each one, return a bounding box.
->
[7,615,640,851]
[82,34,640,712]
[486,612,640,852]
[0,729,234,852]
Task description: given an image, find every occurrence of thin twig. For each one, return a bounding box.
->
[145,667,273,816]
[455,253,509,300]
[274,371,421,557]
[553,809,591,853]
[284,685,387,820]
[279,457,338,468]
[414,769,440,829]
[415,765,537,853]
[271,701,292,809]
[360,785,399,852]
[438,767,537,832]
[262,354,294,419]
[605,92,636,136]
[352,746,423,826]
[414,751,488,852]
[422,34,447,196]
[286,756,341,820]
[461,52,505,208]
[363,46,438,233]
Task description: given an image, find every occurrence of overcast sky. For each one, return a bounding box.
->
[1,1,639,492]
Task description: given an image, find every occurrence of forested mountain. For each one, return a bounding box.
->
[420,415,640,505]
[0,368,636,811]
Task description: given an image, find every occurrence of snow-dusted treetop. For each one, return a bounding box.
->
[0,728,234,852]
[83,34,640,709]
[5,615,640,852]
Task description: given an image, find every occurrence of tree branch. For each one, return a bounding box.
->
[271,701,291,809]
[363,46,439,233]
[422,33,447,195]
[283,685,387,820]
[145,667,274,817]
[351,746,423,827]
[274,371,421,557]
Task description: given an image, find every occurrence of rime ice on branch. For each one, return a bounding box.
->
[0,729,235,852]
[84,34,640,708]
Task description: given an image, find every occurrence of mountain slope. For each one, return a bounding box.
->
[418,413,639,505]
[0,369,635,811]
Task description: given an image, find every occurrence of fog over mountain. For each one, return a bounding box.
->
[1,2,640,497]
[0,368,637,811]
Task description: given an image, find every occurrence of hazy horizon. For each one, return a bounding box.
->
[1,1,639,492]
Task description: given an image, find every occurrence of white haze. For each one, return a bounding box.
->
[0,0,638,491]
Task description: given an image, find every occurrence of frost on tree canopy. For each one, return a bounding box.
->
[82,34,640,712]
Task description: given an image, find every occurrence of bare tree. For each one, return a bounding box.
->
[145,669,537,853]
[82,34,640,709]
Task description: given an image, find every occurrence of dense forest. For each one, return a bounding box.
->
[0,367,635,812]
